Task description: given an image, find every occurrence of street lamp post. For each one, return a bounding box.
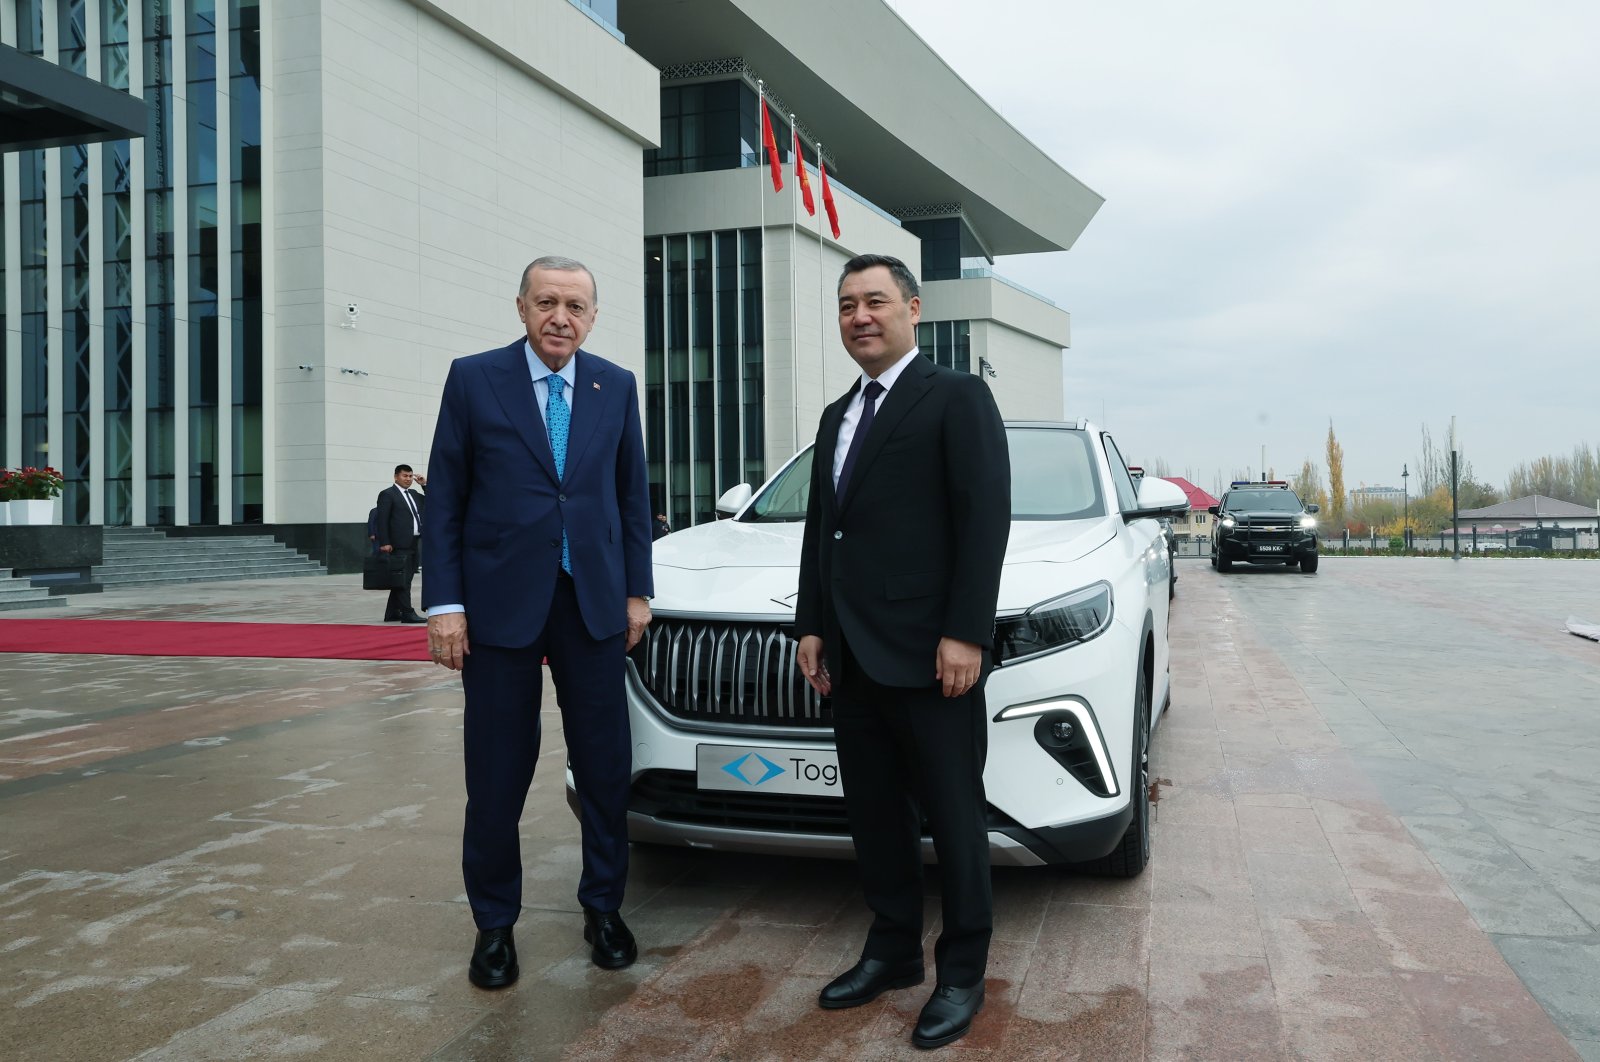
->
[1402,464,1409,550]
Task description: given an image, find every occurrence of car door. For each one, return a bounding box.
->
[1100,434,1171,690]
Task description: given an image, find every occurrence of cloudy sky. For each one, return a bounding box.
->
[890,0,1599,497]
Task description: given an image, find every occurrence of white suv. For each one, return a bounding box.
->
[593,421,1189,875]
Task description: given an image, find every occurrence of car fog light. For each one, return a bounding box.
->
[1051,720,1074,741]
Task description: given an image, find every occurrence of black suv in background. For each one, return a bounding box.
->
[1209,481,1320,573]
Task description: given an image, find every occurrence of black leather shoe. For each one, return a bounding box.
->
[818,957,925,1010]
[383,612,399,622]
[467,926,518,989]
[399,612,428,624]
[912,982,985,1049]
[583,908,638,969]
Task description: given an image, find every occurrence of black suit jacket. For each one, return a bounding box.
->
[376,484,425,551]
[795,357,1010,688]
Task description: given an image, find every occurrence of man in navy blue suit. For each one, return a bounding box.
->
[421,255,654,989]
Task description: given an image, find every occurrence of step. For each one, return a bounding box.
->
[95,569,329,589]
[0,595,67,612]
[93,561,325,580]
[102,544,313,561]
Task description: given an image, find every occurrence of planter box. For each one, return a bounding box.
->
[4,499,58,526]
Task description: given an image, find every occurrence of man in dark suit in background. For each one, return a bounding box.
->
[375,464,427,623]
[796,254,1010,1050]
[422,255,653,990]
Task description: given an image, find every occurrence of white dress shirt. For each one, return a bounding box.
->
[832,347,922,490]
[428,344,578,619]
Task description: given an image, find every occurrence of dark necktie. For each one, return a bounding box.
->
[401,489,419,536]
[835,379,885,500]
[547,374,572,574]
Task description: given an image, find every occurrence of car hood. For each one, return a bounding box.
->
[651,517,1117,618]
[1225,509,1306,521]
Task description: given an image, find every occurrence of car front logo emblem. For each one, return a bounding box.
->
[721,753,786,786]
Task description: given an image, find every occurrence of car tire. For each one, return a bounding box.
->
[1301,553,1319,573]
[1209,551,1218,569]
[1073,659,1151,878]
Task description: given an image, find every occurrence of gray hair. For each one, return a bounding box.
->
[838,253,919,301]
[519,255,598,305]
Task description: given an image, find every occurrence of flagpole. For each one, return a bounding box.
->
[756,80,768,473]
[816,142,829,408]
[789,112,801,453]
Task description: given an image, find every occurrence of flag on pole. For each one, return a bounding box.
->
[794,127,815,216]
[819,158,841,239]
[759,96,783,192]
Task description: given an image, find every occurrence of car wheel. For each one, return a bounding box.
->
[1209,551,1218,569]
[1301,553,1319,573]
[1074,660,1151,878]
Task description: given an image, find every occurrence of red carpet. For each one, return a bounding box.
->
[0,618,431,661]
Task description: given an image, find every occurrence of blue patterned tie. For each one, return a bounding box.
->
[546,373,572,574]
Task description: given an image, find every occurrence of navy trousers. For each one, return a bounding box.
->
[460,573,631,929]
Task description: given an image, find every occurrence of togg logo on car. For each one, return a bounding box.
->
[720,752,787,786]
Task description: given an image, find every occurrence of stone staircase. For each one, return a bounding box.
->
[92,527,328,589]
[0,568,66,611]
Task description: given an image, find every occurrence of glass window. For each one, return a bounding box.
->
[1101,434,1140,513]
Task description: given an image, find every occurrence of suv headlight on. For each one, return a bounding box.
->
[994,582,1113,665]
[1220,516,1236,528]
[1299,515,1317,529]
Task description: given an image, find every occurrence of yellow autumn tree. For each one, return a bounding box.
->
[1326,421,1346,529]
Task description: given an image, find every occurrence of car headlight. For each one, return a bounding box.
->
[1299,515,1317,529]
[1220,516,1236,528]
[994,582,1113,665]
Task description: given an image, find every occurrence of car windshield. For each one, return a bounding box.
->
[740,426,1107,522]
[1226,490,1303,512]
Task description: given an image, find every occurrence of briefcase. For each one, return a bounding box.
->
[362,553,408,591]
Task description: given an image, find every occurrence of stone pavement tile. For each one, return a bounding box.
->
[3,968,258,1062]
[1020,902,1148,999]
[132,986,480,1061]
[1235,792,1312,809]
[1052,864,1153,910]
[1576,1040,1600,1062]
[787,903,877,978]
[1149,897,1264,958]
[1394,971,1582,1061]
[854,938,1032,1060]
[1499,836,1600,929]
[1400,814,1592,936]
[990,869,1054,945]
[1150,783,1238,828]
[1245,851,1358,920]
[1151,823,1252,905]
[621,882,766,967]
[1495,935,1600,1042]
[1279,1008,1444,1062]
[719,971,895,1061]
[1353,887,1516,978]
[1220,746,1305,795]
[980,988,1146,1062]
[729,856,857,929]
[1258,915,1399,1016]
[1291,751,1384,803]
[1309,796,1411,837]
[1322,830,1455,898]
[1235,805,1331,855]
[1145,948,1286,1062]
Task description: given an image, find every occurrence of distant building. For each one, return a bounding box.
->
[1449,495,1600,536]
[1163,477,1219,541]
[1350,485,1406,506]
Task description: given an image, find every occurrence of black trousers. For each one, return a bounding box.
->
[832,639,993,988]
[384,548,418,617]
[458,573,631,929]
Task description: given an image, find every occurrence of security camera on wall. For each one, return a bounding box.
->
[341,302,361,329]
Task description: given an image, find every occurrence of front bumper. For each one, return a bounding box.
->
[598,615,1144,867]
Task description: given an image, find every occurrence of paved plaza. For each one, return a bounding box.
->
[1,558,1596,1060]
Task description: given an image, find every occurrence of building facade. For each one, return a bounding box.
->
[1,0,1100,565]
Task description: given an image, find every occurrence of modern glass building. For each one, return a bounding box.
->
[3,0,1098,571]
[2,0,262,527]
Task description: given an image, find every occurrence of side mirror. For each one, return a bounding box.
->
[1125,476,1189,521]
[1207,505,1220,516]
[1306,503,1320,514]
[715,483,752,517]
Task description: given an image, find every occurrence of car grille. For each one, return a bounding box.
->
[629,617,832,729]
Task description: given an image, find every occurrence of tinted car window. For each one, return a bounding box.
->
[1100,434,1140,513]
[1226,490,1302,512]
[741,427,1107,523]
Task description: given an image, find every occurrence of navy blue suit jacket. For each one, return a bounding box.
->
[421,339,653,647]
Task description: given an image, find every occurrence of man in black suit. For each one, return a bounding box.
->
[375,464,427,623]
[796,254,1010,1050]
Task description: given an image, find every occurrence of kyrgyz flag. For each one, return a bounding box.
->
[794,129,815,216]
[759,97,783,193]
[820,158,841,239]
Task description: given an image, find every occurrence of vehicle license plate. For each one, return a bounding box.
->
[1254,544,1283,552]
[696,744,842,798]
